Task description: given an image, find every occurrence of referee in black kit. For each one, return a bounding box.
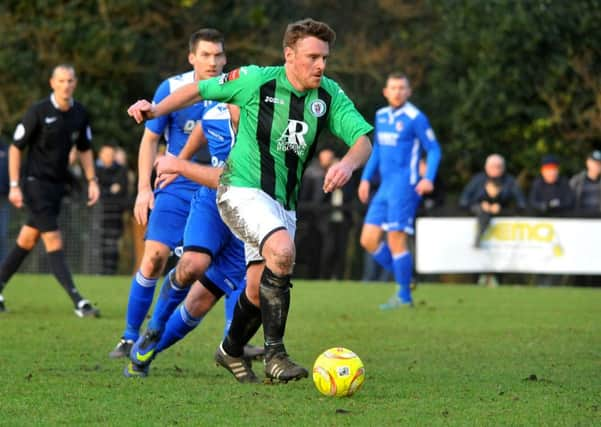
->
[0,64,100,317]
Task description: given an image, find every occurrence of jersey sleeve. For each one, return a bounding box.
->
[327,85,373,148]
[414,113,441,182]
[12,104,39,150]
[75,107,93,151]
[145,80,170,135]
[198,65,261,106]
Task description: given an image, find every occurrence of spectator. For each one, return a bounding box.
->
[459,153,526,247]
[569,149,601,217]
[529,154,574,217]
[96,143,129,274]
[0,137,9,262]
[316,148,355,280]
[459,154,526,286]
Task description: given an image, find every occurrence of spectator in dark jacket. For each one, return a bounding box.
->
[96,143,129,274]
[569,149,601,217]
[529,154,574,217]
[459,154,526,247]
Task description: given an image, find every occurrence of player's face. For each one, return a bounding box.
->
[50,67,77,101]
[189,40,226,81]
[285,36,329,90]
[383,77,411,108]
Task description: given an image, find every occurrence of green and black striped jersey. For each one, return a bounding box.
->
[198,65,373,210]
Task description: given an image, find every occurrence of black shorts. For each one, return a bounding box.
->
[23,177,66,232]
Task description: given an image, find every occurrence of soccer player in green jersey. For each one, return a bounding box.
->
[128,18,373,383]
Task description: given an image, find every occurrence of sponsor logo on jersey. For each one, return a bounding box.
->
[276,120,309,156]
[378,131,398,146]
[71,131,80,142]
[310,99,327,117]
[44,116,58,124]
[218,68,241,85]
[183,119,198,133]
[264,96,285,105]
[13,123,25,141]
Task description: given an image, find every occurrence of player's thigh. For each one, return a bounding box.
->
[145,191,190,249]
[359,223,385,252]
[177,251,212,283]
[217,185,296,263]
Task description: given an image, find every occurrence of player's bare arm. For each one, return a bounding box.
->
[155,156,223,190]
[358,180,371,204]
[78,148,100,206]
[7,145,23,209]
[323,135,372,193]
[134,129,161,225]
[155,123,209,189]
[127,82,203,123]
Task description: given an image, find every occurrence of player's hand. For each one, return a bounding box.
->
[127,100,155,124]
[8,187,23,209]
[134,188,154,226]
[87,180,100,206]
[154,156,181,189]
[323,161,352,193]
[415,178,434,196]
[357,180,370,204]
[490,203,501,214]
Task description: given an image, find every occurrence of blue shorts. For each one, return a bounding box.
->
[364,180,421,234]
[145,185,196,248]
[184,187,245,297]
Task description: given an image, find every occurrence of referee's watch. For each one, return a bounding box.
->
[87,176,98,183]
[9,180,19,188]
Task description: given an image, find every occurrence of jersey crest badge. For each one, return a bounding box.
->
[310,99,327,117]
[396,121,403,132]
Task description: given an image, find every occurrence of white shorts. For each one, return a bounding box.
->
[217,185,296,263]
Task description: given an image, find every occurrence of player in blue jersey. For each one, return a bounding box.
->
[109,28,245,358]
[123,103,260,378]
[358,72,441,310]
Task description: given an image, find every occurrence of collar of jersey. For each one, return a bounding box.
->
[279,69,309,98]
[50,93,74,110]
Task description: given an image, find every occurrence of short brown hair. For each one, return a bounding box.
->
[387,72,410,86]
[189,28,225,52]
[283,18,336,50]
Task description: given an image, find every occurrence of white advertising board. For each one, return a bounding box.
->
[416,217,601,274]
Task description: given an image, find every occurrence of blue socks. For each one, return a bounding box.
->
[392,251,413,303]
[148,268,189,332]
[372,243,393,272]
[156,305,203,353]
[123,271,158,341]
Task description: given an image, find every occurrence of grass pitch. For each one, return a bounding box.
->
[0,274,600,426]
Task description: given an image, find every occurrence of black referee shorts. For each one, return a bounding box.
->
[23,177,66,232]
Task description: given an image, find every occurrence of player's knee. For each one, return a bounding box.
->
[269,245,295,276]
[140,251,166,277]
[176,253,210,286]
[359,233,378,253]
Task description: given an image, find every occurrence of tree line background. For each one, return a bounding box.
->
[1,0,600,193]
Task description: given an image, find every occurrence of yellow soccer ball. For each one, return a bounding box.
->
[312,347,365,397]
